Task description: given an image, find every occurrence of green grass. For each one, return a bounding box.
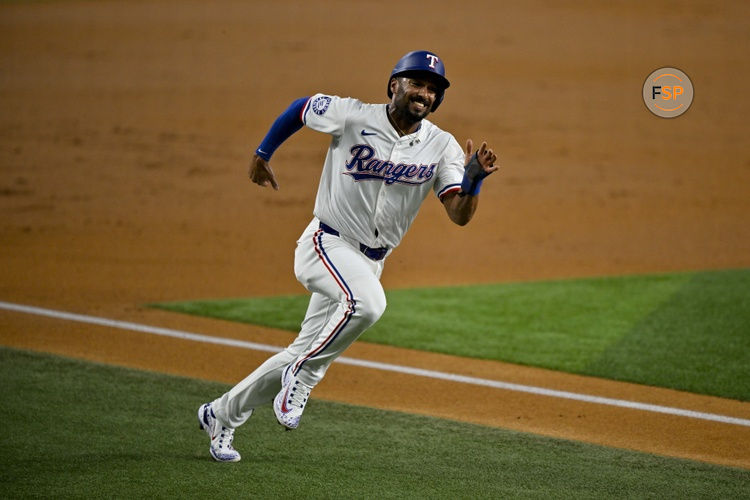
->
[1,347,748,498]
[152,269,750,401]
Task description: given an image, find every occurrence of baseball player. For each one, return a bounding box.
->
[198,50,499,462]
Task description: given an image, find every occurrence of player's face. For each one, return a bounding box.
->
[391,76,439,121]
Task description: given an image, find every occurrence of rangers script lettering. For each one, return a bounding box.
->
[344,144,436,185]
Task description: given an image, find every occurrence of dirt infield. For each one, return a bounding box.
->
[1,1,749,468]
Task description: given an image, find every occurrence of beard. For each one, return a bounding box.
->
[406,98,431,120]
[394,94,431,123]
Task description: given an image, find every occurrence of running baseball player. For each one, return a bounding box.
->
[198,50,499,462]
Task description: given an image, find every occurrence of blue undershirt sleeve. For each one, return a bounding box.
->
[254,96,310,161]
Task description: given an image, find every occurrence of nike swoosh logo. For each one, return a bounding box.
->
[360,130,377,136]
[280,387,292,413]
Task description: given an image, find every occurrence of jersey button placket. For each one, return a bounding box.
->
[373,141,398,246]
[373,183,387,244]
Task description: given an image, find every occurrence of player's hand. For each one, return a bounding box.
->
[249,154,279,190]
[464,139,499,175]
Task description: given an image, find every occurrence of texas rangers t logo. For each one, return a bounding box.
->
[426,54,439,69]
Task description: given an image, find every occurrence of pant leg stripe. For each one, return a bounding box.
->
[293,230,356,374]
[312,230,355,306]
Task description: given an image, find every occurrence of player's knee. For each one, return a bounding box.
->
[355,290,386,326]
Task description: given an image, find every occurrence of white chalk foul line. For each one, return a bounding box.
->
[2,300,749,428]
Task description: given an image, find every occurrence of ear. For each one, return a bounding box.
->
[389,77,399,95]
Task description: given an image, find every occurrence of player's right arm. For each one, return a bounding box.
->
[249,96,311,190]
[249,94,353,189]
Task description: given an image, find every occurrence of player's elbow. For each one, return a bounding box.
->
[446,201,476,226]
[450,212,473,226]
[442,191,477,226]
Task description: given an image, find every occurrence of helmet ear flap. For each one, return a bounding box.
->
[432,90,444,112]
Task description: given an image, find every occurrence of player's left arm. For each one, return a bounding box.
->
[441,139,498,225]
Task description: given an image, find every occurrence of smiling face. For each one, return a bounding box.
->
[389,74,441,122]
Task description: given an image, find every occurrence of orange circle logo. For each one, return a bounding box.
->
[642,67,694,118]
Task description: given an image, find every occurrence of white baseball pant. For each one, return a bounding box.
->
[213,217,387,428]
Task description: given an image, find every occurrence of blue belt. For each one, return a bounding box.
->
[319,222,389,261]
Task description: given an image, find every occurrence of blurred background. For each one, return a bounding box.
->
[1,0,748,309]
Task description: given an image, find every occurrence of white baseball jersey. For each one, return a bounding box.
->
[301,93,466,250]
[212,91,470,429]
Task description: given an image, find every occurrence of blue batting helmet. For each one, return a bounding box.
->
[387,50,450,111]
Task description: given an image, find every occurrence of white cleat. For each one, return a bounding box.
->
[273,365,313,430]
[197,403,241,462]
